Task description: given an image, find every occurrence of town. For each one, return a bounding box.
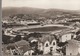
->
[2,7,80,56]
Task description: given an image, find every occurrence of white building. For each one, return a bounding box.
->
[53,29,77,42]
[2,20,9,23]
[23,50,34,56]
[51,29,77,42]
[4,28,16,37]
[38,34,57,54]
[66,40,80,55]
[20,20,39,25]
[60,33,76,42]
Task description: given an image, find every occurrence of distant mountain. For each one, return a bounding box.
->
[2,7,80,21]
[2,7,80,17]
[2,7,45,17]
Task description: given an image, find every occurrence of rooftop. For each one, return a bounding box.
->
[67,39,80,47]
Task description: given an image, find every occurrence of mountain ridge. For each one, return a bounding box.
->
[2,7,80,17]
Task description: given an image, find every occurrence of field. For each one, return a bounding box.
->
[18,24,72,33]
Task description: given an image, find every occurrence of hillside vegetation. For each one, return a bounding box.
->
[2,7,80,21]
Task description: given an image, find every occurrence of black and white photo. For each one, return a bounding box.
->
[2,0,80,56]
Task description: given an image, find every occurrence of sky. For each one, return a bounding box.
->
[2,0,80,10]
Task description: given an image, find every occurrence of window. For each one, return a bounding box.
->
[53,42,55,45]
[7,30,10,33]
[71,35,73,39]
[29,53,30,55]
[50,47,53,51]
[39,45,41,47]
[45,43,48,47]
[70,53,72,55]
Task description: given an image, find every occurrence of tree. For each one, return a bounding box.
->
[76,30,80,35]
[13,35,21,42]
[58,41,68,47]
[28,32,42,38]
[2,35,11,44]
[75,34,80,41]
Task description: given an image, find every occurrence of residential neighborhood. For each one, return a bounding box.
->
[2,1,80,56]
[2,16,80,56]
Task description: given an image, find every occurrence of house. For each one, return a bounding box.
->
[38,34,57,54]
[2,20,9,23]
[59,32,76,42]
[15,40,32,55]
[52,52,62,56]
[20,20,40,25]
[55,29,77,42]
[51,29,77,42]
[28,37,38,49]
[23,50,34,56]
[65,40,80,55]
[28,37,38,43]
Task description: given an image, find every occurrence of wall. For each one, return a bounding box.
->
[50,39,57,52]
[61,34,72,42]
[66,43,78,55]
[43,41,50,54]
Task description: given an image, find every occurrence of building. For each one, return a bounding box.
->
[15,40,32,55]
[2,20,9,23]
[4,28,16,37]
[59,32,76,42]
[20,20,40,25]
[38,34,57,54]
[66,40,80,55]
[23,50,34,56]
[52,29,77,42]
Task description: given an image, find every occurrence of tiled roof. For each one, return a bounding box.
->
[15,40,31,53]
[38,34,55,44]
[53,28,76,38]
[15,40,29,47]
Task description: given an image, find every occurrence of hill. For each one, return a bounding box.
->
[2,7,80,21]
